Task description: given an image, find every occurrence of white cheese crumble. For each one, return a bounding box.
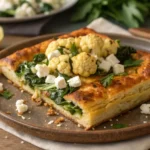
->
[98,60,111,72]
[140,104,150,114]
[35,64,49,78]
[48,50,61,60]
[0,0,13,11]
[67,76,81,87]
[16,100,28,114]
[113,64,124,75]
[0,83,4,92]
[106,54,120,66]
[55,76,67,89]
[45,75,56,84]
[48,120,54,125]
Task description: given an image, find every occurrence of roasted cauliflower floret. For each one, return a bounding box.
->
[72,52,97,77]
[48,55,72,76]
[102,39,119,56]
[46,34,119,59]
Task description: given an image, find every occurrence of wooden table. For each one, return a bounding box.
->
[0,36,41,150]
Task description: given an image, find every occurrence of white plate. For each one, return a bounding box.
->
[0,0,78,23]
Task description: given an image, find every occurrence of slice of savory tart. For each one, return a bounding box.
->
[0,28,150,130]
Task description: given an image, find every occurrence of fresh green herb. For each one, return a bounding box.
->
[58,47,64,54]
[100,73,115,88]
[0,90,13,99]
[40,3,53,13]
[34,83,56,91]
[100,72,128,88]
[116,46,136,63]
[113,124,128,129]
[124,59,143,68]
[70,43,79,57]
[0,9,15,17]
[71,0,150,28]
[59,73,71,81]
[33,54,46,63]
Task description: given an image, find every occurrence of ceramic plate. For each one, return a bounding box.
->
[0,0,77,23]
[0,33,150,143]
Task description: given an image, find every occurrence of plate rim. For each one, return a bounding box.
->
[0,33,150,143]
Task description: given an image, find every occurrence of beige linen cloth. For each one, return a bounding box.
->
[0,18,150,150]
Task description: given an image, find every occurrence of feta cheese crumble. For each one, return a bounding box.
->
[67,76,81,87]
[55,76,67,89]
[48,50,61,60]
[16,99,28,114]
[140,104,150,114]
[35,64,49,78]
[113,64,124,75]
[45,75,56,84]
[106,54,120,66]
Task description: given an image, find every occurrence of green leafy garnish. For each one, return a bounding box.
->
[116,46,136,63]
[0,90,13,99]
[113,124,128,129]
[58,47,64,54]
[70,43,79,57]
[124,59,143,68]
[100,73,115,88]
[40,3,53,13]
[0,9,15,17]
[71,0,150,28]
[33,54,46,63]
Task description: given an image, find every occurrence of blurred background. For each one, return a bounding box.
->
[0,0,149,48]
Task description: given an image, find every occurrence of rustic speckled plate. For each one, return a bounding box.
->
[0,33,150,143]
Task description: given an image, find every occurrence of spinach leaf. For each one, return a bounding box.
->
[70,43,79,57]
[116,46,136,63]
[100,73,115,88]
[124,59,143,68]
[34,83,56,91]
[40,3,53,13]
[33,54,46,63]
[113,124,128,129]
[0,10,15,17]
[0,90,13,99]
[58,47,64,54]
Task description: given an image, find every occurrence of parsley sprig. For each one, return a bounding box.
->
[0,90,13,99]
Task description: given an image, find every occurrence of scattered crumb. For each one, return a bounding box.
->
[7,80,12,84]
[54,117,65,124]
[48,120,54,125]
[116,119,119,121]
[92,128,95,130]
[21,141,24,144]
[28,117,31,120]
[109,119,112,122]
[57,123,62,127]
[143,121,147,124]
[6,111,11,115]
[77,124,81,128]
[4,136,8,139]
[21,90,24,93]
[21,116,26,120]
[28,111,31,114]
[103,126,106,129]
[145,116,148,119]
[110,124,113,127]
[47,108,57,116]
[44,103,49,107]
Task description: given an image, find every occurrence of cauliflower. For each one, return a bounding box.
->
[0,0,13,11]
[102,39,119,56]
[15,3,36,18]
[72,52,97,77]
[43,0,64,9]
[49,55,72,76]
[46,34,118,58]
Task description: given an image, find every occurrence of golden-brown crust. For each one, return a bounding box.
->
[0,28,108,71]
[64,50,150,108]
